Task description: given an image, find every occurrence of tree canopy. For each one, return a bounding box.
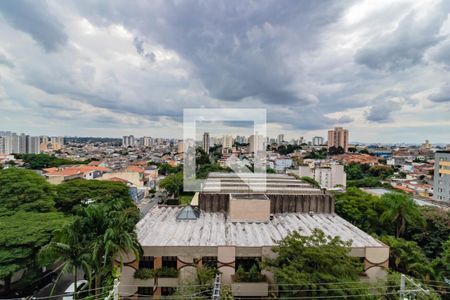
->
[13,154,88,170]
[263,229,366,298]
[0,168,56,216]
[54,179,134,213]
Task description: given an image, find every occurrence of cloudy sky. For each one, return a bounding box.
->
[0,0,450,143]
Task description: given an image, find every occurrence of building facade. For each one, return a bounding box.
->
[298,162,346,189]
[203,132,210,154]
[119,173,389,298]
[434,151,450,203]
[312,136,324,146]
[327,127,349,152]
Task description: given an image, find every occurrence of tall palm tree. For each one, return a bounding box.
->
[39,219,91,300]
[78,203,141,296]
[380,193,424,238]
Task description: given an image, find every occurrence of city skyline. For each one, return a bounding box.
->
[1,1,450,142]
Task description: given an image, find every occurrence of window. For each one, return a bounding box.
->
[137,287,153,295]
[161,287,176,296]
[162,256,177,269]
[139,256,154,269]
[236,257,260,272]
[202,256,218,268]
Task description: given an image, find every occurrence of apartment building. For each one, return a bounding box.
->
[327,127,349,152]
[119,173,389,298]
[298,161,347,189]
[434,151,450,203]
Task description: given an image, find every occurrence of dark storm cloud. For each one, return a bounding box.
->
[1,0,450,139]
[355,1,450,71]
[366,99,402,123]
[133,37,156,63]
[429,84,450,103]
[0,0,67,52]
[76,0,354,106]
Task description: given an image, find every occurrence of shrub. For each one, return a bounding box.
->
[134,268,155,279]
[234,264,265,282]
[156,267,179,278]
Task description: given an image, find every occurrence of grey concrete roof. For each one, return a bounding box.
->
[137,206,383,248]
[202,173,323,194]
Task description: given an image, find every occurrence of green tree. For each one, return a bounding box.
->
[158,162,182,176]
[378,236,434,282]
[54,179,134,213]
[0,212,66,292]
[13,154,88,170]
[380,193,424,238]
[0,168,56,216]
[368,165,394,179]
[39,219,91,299]
[431,238,450,283]
[406,207,450,258]
[263,229,367,298]
[328,146,345,155]
[159,172,183,197]
[335,187,382,234]
[77,204,141,294]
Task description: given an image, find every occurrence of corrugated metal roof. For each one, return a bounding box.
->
[137,206,383,248]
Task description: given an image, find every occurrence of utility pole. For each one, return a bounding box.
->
[398,274,429,300]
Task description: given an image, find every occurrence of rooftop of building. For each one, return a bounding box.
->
[202,173,323,194]
[137,205,383,248]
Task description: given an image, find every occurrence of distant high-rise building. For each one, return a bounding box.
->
[434,151,450,203]
[222,135,233,152]
[27,136,40,154]
[10,133,19,153]
[327,127,349,152]
[0,131,12,154]
[248,134,265,154]
[312,136,324,146]
[50,136,64,150]
[235,135,247,144]
[203,132,210,154]
[19,133,27,154]
[142,136,152,147]
[122,135,136,147]
[0,132,40,154]
[277,134,284,144]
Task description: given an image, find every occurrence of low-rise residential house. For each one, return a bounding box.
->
[43,165,110,184]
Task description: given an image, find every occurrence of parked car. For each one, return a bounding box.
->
[62,280,88,300]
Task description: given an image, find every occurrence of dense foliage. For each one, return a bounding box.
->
[159,172,183,197]
[345,163,394,187]
[263,229,368,298]
[54,179,134,213]
[0,168,56,216]
[335,187,450,292]
[0,169,67,294]
[303,148,327,159]
[277,144,302,155]
[13,154,88,170]
[0,168,140,297]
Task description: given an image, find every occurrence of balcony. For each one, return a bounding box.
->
[133,267,179,287]
[231,272,269,297]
